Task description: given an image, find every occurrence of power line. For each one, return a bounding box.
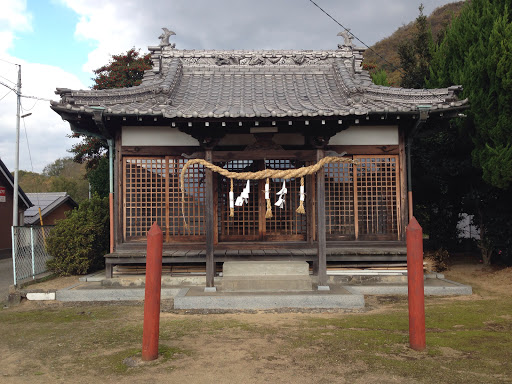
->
[21,106,35,173]
[308,0,399,68]
[20,97,39,111]
[0,80,53,102]
[0,74,16,85]
[0,57,18,66]
[21,94,53,102]
[0,89,12,101]
[0,80,17,93]
[308,0,445,101]
[20,104,42,209]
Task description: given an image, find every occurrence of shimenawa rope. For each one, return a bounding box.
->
[180,156,357,229]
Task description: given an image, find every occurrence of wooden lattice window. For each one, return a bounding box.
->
[124,158,167,240]
[325,161,355,239]
[325,155,400,240]
[217,160,260,241]
[355,156,400,240]
[166,157,206,240]
[265,160,307,240]
[123,156,205,242]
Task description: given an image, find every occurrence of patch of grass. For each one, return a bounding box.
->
[1,282,511,383]
[108,348,141,374]
[286,297,512,384]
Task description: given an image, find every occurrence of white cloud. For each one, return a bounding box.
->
[0,0,459,175]
[0,1,89,174]
[57,0,459,73]
[0,0,33,51]
[0,57,86,173]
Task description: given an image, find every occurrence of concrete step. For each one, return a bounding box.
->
[174,287,365,310]
[221,275,312,292]
[222,261,309,277]
[221,261,312,292]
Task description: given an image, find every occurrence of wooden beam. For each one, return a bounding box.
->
[399,128,408,241]
[327,145,399,155]
[316,148,328,287]
[114,130,122,248]
[205,149,215,288]
[121,146,204,157]
[213,150,317,162]
[306,173,315,244]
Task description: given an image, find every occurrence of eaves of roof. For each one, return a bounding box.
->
[0,158,32,209]
[24,193,78,225]
[50,37,469,132]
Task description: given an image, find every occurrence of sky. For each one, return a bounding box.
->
[0,0,460,173]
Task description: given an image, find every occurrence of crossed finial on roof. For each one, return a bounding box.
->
[337,30,354,48]
[159,28,176,48]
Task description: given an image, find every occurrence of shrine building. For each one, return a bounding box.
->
[51,30,467,288]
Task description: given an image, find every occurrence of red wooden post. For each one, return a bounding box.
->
[109,193,114,253]
[407,216,426,351]
[142,222,163,361]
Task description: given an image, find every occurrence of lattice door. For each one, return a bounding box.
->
[165,157,206,241]
[354,155,400,240]
[325,161,355,239]
[264,160,307,241]
[217,160,260,241]
[217,159,307,241]
[123,156,206,242]
[124,158,167,241]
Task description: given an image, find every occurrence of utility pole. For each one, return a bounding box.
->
[12,65,21,227]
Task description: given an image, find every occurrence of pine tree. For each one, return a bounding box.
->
[428,0,512,264]
[398,4,434,88]
[428,0,512,189]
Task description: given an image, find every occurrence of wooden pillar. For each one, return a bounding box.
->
[142,223,163,361]
[316,148,328,289]
[205,149,216,290]
[407,217,426,351]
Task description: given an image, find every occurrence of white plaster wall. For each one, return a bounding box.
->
[329,126,399,145]
[122,126,199,146]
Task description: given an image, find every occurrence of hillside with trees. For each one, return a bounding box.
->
[18,157,89,203]
[364,1,465,86]
[372,1,512,265]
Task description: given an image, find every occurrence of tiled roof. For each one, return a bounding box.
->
[51,34,467,119]
[24,192,78,225]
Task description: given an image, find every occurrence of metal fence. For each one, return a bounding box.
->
[11,226,54,285]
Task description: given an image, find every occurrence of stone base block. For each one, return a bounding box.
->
[221,275,312,292]
[223,261,309,277]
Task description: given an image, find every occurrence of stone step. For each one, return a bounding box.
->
[222,261,309,277]
[174,287,365,310]
[221,275,312,292]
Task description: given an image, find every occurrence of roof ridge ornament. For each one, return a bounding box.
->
[337,30,354,49]
[159,28,176,48]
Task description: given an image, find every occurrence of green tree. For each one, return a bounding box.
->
[87,156,109,198]
[371,69,390,86]
[69,48,152,180]
[428,0,512,189]
[398,4,434,88]
[18,158,89,203]
[427,0,512,264]
[46,195,109,275]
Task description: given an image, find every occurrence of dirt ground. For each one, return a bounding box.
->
[1,260,511,384]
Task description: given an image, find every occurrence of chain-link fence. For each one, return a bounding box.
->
[12,226,54,285]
